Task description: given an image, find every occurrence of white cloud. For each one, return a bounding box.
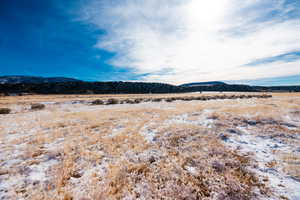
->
[80,0,300,84]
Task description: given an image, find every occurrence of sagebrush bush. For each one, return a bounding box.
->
[124,99,135,104]
[134,98,143,104]
[0,108,11,114]
[165,98,174,102]
[31,103,45,110]
[106,98,119,105]
[152,98,162,102]
[91,99,104,105]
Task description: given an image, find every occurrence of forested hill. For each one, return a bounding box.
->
[0,81,183,94]
[0,76,299,95]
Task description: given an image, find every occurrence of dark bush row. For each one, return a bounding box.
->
[90,94,272,106]
[1,80,299,95]
[0,81,184,95]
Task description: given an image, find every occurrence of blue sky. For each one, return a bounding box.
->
[0,0,139,81]
[0,0,300,86]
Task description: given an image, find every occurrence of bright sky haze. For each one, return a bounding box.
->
[1,0,300,85]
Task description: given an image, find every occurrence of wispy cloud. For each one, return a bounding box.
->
[245,51,300,66]
[227,74,300,86]
[79,0,300,84]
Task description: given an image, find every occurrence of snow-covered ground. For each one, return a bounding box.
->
[225,126,300,200]
[162,96,300,200]
[0,94,299,199]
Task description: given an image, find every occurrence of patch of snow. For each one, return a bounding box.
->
[224,127,300,200]
[28,159,58,182]
[43,138,64,152]
[165,109,216,128]
[185,166,198,176]
[140,123,158,142]
[283,114,300,128]
[41,101,56,105]
[109,125,125,138]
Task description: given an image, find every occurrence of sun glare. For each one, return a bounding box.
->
[184,0,229,28]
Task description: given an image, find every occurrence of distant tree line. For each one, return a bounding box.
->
[0,81,299,95]
[0,82,184,95]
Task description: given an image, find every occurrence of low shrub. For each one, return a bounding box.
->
[152,98,162,102]
[0,108,11,114]
[165,98,174,102]
[134,98,143,104]
[106,98,119,105]
[119,100,125,104]
[91,99,104,105]
[123,99,135,104]
[182,97,193,101]
[31,103,45,110]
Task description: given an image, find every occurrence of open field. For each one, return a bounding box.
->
[0,93,299,199]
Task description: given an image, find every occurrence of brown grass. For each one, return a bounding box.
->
[0,92,299,199]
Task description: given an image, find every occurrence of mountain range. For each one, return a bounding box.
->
[180,81,226,87]
[0,75,299,94]
[0,76,81,84]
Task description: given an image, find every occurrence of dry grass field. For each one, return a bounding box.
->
[0,92,299,200]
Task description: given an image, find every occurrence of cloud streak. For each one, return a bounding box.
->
[79,0,300,84]
[245,51,300,66]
